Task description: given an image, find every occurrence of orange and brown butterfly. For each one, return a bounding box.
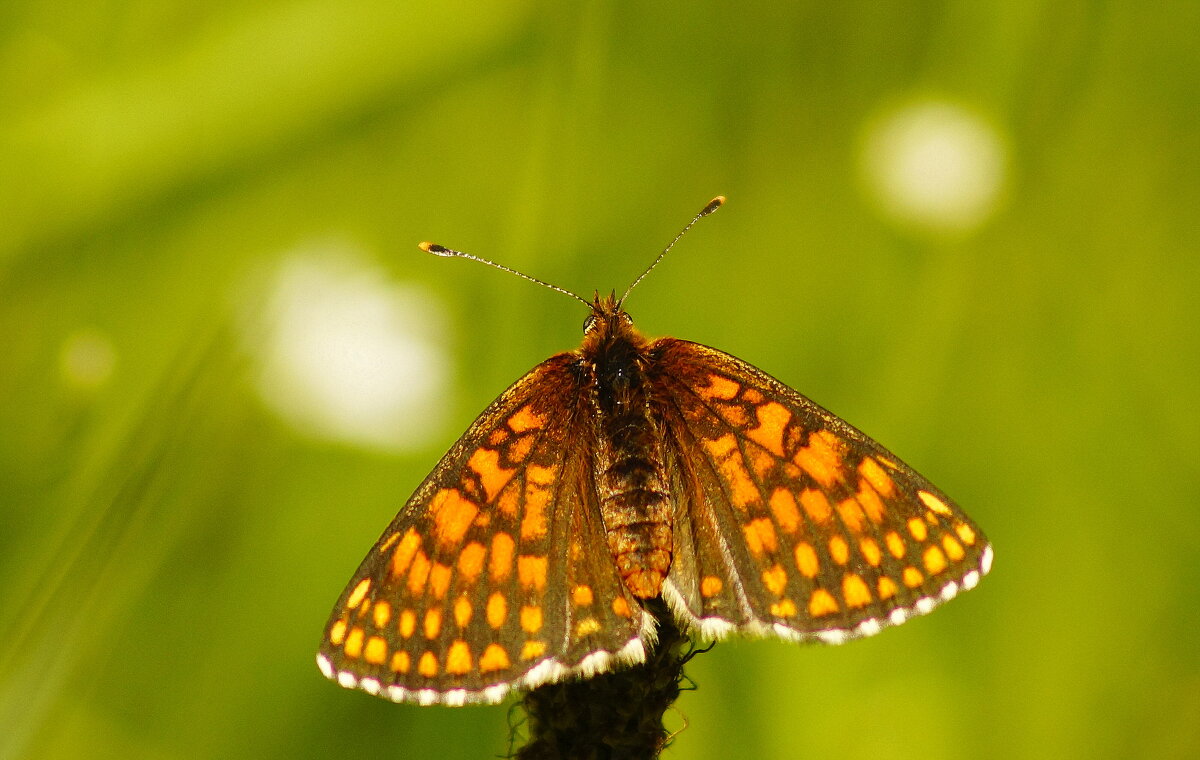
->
[316,196,992,706]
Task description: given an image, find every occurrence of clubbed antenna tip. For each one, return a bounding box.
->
[619,195,726,305]
[701,196,726,215]
[418,241,450,255]
[417,240,590,306]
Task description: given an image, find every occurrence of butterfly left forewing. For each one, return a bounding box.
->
[318,354,648,705]
[650,338,992,644]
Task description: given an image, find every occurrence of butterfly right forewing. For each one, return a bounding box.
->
[650,338,992,644]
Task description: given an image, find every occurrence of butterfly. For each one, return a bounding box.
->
[316,196,992,706]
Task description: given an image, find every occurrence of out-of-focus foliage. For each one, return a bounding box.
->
[1,2,1197,758]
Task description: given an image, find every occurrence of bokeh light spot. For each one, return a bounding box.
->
[239,244,450,453]
[860,99,1009,234]
[59,328,117,390]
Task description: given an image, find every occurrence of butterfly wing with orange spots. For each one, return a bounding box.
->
[317,354,652,705]
[650,339,992,644]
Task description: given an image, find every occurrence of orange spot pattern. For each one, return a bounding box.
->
[479,643,510,673]
[747,401,790,457]
[372,601,392,628]
[942,534,965,561]
[859,538,882,567]
[762,563,788,595]
[918,490,952,515]
[795,430,845,487]
[836,497,866,533]
[703,434,759,509]
[769,488,801,533]
[399,610,416,638]
[809,589,839,617]
[347,579,371,609]
[489,533,514,582]
[457,541,486,582]
[429,563,452,600]
[418,651,438,678]
[329,620,347,646]
[828,535,850,565]
[423,608,442,639]
[795,543,820,578]
[843,574,872,609]
[445,641,472,675]
[701,575,724,597]
[956,523,977,546]
[858,457,896,497]
[855,479,887,524]
[907,517,928,542]
[520,605,543,634]
[407,552,432,596]
[506,405,543,434]
[800,489,833,524]
[743,518,779,556]
[390,529,421,578]
[390,650,410,673]
[572,585,594,606]
[923,545,948,575]
[771,599,798,617]
[612,597,633,618]
[453,596,472,628]
[344,628,364,659]
[518,555,548,591]
[878,576,898,600]
[468,448,515,503]
[521,641,546,661]
[429,489,478,549]
[486,592,507,629]
[364,636,387,665]
[702,374,741,400]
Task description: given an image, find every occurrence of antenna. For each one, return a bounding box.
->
[619,195,725,305]
[418,241,590,306]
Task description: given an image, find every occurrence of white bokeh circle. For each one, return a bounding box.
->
[239,244,450,453]
[861,99,1009,235]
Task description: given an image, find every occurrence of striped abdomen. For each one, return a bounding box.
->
[588,335,673,599]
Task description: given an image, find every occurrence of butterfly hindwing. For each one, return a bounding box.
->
[317,354,649,705]
[650,338,992,643]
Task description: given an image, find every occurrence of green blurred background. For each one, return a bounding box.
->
[2,2,1197,758]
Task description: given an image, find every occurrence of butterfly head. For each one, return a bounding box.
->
[580,290,646,354]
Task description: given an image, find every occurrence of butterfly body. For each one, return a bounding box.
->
[579,293,673,600]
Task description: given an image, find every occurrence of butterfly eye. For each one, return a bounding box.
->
[582,315,597,333]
